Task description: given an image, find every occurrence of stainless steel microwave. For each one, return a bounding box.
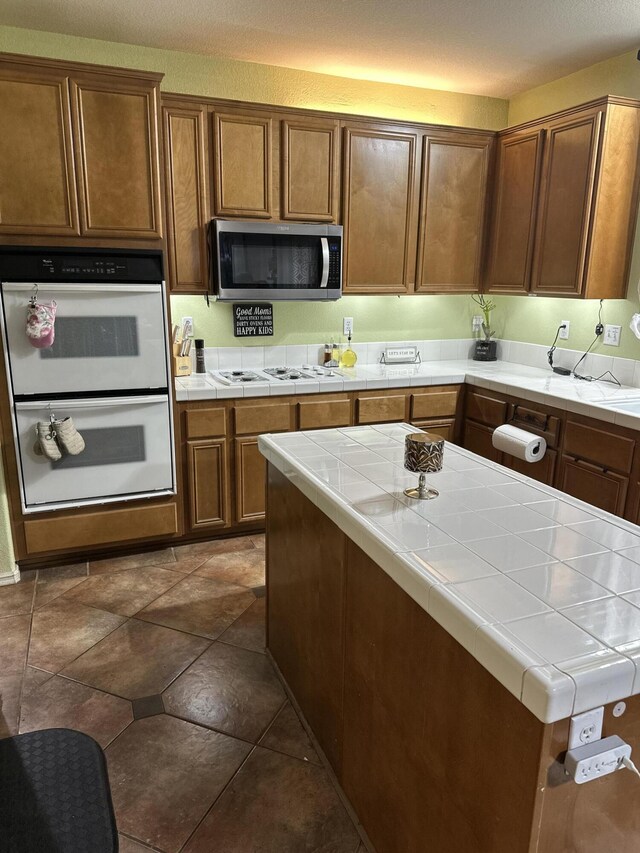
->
[211,219,343,301]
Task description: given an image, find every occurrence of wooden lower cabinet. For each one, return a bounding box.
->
[235,436,267,524]
[503,448,557,486]
[356,393,407,424]
[297,396,351,430]
[411,418,456,443]
[463,419,501,463]
[559,456,629,516]
[186,438,230,529]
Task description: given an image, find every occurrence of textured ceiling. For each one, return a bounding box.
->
[2,0,639,97]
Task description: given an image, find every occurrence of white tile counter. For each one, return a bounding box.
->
[176,358,640,430]
[259,423,640,723]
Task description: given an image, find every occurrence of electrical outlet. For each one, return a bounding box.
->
[343,317,353,336]
[559,321,570,340]
[604,324,622,346]
[565,735,631,785]
[180,316,193,337]
[472,315,483,332]
[568,707,604,750]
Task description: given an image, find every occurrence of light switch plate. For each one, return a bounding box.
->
[604,324,621,346]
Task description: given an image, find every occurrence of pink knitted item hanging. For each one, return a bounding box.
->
[26,300,57,349]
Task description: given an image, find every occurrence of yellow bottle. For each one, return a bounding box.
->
[340,334,358,368]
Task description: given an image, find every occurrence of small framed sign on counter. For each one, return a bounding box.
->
[233,303,274,337]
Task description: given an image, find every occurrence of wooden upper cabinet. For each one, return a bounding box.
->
[531,110,602,296]
[485,129,544,293]
[0,66,79,235]
[163,101,210,293]
[214,111,272,218]
[71,73,163,239]
[281,117,340,221]
[416,132,492,293]
[342,124,419,293]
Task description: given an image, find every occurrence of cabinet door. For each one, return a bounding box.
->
[187,438,230,529]
[0,68,79,235]
[235,436,267,524]
[71,75,163,239]
[163,103,210,293]
[214,112,272,218]
[559,456,628,517]
[463,420,502,463]
[502,449,557,486]
[531,112,602,296]
[485,129,544,293]
[281,117,340,222]
[342,125,419,293]
[416,134,492,293]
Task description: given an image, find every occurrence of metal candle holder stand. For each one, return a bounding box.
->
[403,432,444,500]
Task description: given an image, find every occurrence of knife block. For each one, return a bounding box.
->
[172,343,192,377]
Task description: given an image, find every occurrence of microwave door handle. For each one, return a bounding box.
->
[320,237,329,288]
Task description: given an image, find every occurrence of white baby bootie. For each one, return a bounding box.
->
[54,418,85,456]
[34,421,62,461]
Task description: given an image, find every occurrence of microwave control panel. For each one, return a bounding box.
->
[327,238,342,289]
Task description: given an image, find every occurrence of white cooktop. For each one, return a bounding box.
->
[259,423,640,724]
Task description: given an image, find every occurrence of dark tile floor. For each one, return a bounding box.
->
[0,533,366,853]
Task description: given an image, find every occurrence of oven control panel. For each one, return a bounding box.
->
[0,247,163,284]
[41,257,128,277]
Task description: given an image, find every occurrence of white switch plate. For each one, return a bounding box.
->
[343,317,353,336]
[604,324,622,346]
[559,321,570,340]
[472,315,483,332]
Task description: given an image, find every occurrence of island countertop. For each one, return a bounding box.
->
[259,423,640,724]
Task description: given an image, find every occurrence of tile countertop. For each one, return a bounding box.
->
[258,423,640,724]
[175,359,640,430]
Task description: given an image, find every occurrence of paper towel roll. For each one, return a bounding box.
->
[492,424,547,463]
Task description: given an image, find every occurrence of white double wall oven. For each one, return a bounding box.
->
[0,247,175,513]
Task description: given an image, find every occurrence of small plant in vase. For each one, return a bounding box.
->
[471,294,497,361]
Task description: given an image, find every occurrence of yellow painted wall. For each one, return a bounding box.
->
[0,26,507,128]
[502,48,640,361]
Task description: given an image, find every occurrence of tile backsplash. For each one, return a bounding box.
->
[193,337,640,388]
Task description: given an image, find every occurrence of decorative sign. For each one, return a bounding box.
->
[233,303,274,337]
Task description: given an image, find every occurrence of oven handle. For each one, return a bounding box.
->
[320,237,329,288]
[15,396,167,411]
[3,284,161,294]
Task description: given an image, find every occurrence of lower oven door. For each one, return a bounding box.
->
[14,395,175,512]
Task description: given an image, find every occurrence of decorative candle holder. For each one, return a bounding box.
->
[403,432,444,500]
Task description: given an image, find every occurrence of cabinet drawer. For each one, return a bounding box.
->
[234,403,292,435]
[24,502,178,555]
[508,403,560,448]
[411,387,459,420]
[412,418,456,443]
[185,406,227,439]
[356,394,406,425]
[564,420,635,473]
[465,389,507,427]
[560,456,628,516]
[298,398,351,430]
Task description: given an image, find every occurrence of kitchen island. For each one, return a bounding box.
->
[259,424,640,853]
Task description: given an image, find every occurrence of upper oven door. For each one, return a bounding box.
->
[215,220,342,301]
[1,283,169,396]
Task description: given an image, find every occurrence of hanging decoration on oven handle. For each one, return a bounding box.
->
[32,411,85,460]
[26,284,57,349]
